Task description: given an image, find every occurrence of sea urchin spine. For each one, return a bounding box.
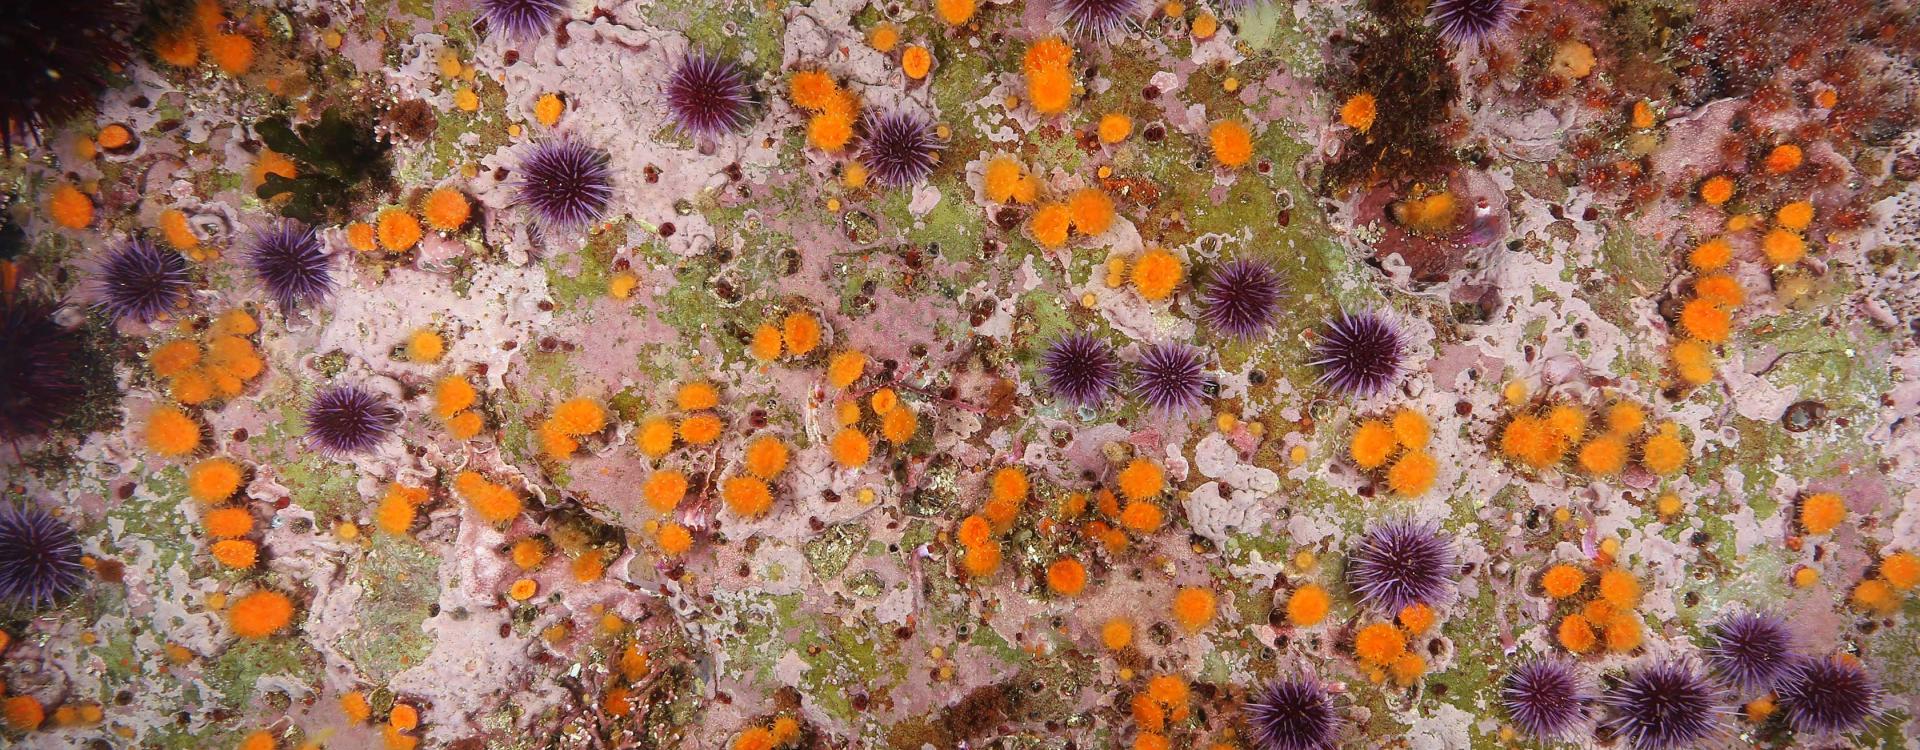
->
[1040,332,1120,409]
[95,237,190,324]
[478,0,569,38]
[1774,655,1880,736]
[514,140,616,228]
[665,51,755,138]
[1198,258,1285,339]
[0,299,85,441]
[1132,342,1208,414]
[1309,310,1405,397]
[0,503,86,608]
[1245,675,1340,750]
[1601,660,1722,750]
[858,109,943,188]
[1703,610,1794,692]
[304,385,401,455]
[1346,518,1456,613]
[1500,658,1589,740]
[1057,0,1144,39]
[1426,0,1522,46]
[247,221,334,312]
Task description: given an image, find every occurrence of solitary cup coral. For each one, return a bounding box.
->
[228,589,296,638]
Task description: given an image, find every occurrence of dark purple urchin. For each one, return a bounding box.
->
[478,0,569,37]
[664,51,755,138]
[1057,0,1145,38]
[1198,259,1284,339]
[1426,0,1522,46]
[304,385,401,455]
[1245,676,1340,750]
[94,238,190,324]
[0,504,86,608]
[514,140,615,228]
[0,1,136,146]
[1132,342,1208,414]
[1309,311,1405,397]
[1501,658,1590,740]
[1703,611,1795,692]
[248,221,333,312]
[1346,519,1456,613]
[1601,660,1723,750]
[0,299,84,441]
[1774,656,1881,736]
[1040,332,1120,409]
[858,109,942,188]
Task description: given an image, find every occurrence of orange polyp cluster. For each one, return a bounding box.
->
[228,589,296,639]
[1547,563,1644,655]
[538,397,607,460]
[1130,248,1182,301]
[1498,399,1681,480]
[1130,674,1190,733]
[151,309,264,407]
[1849,550,1918,615]
[454,471,523,524]
[432,375,485,440]
[1347,409,1438,497]
[790,70,860,154]
[959,466,1032,578]
[372,484,428,535]
[983,156,1040,204]
[185,452,264,568]
[1023,37,1075,115]
[731,715,804,750]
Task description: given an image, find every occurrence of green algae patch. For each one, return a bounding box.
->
[339,535,443,683]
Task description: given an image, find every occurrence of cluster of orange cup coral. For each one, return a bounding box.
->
[1498,397,1687,479]
[1351,603,1436,686]
[1540,563,1645,655]
[454,470,523,524]
[334,686,426,749]
[1,630,106,734]
[1347,408,1439,497]
[431,375,485,440]
[148,308,264,408]
[730,713,805,750]
[187,456,262,569]
[151,0,257,76]
[347,187,471,253]
[638,380,727,459]
[1851,548,1919,615]
[1022,37,1075,115]
[790,70,861,155]
[957,466,1028,578]
[1128,673,1193,749]
[748,310,823,363]
[538,397,607,460]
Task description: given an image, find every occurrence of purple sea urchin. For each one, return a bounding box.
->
[1703,611,1794,692]
[858,109,942,188]
[1346,519,1455,612]
[304,385,400,455]
[478,0,569,37]
[1132,342,1208,414]
[0,299,84,441]
[95,238,190,324]
[1040,332,1119,408]
[1426,0,1521,45]
[1775,656,1880,736]
[248,221,333,312]
[0,503,85,608]
[1501,658,1590,739]
[1197,259,1284,338]
[514,140,615,228]
[1245,676,1339,750]
[1601,660,1722,750]
[1309,311,1404,397]
[0,1,136,146]
[1057,0,1144,38]
[665,51,755,138]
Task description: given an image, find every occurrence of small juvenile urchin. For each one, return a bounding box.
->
[1309,311,1405,397]
[304,386,401,455]
[0,299,85,440]
[1501,658,1590,740]
[1346,518,1455,612]
[1245,676,1340,750]
[1198,259,1285,339]
[1601,660,1722,750]
[248,221,334,312]
[1057,0,1145,38]
[1703,610,1794,692]
[1132,342,1208,414]
[478,0,569,37]
[1774,656,1880,736]
[515,140,615,228]
[0,503,86,608]
[858,109,942,188]
[95,238,190,324]
[664,51,755,138]
[0,1,136,145]
[1040,332,1120,408]
[1427,0,1522,46]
